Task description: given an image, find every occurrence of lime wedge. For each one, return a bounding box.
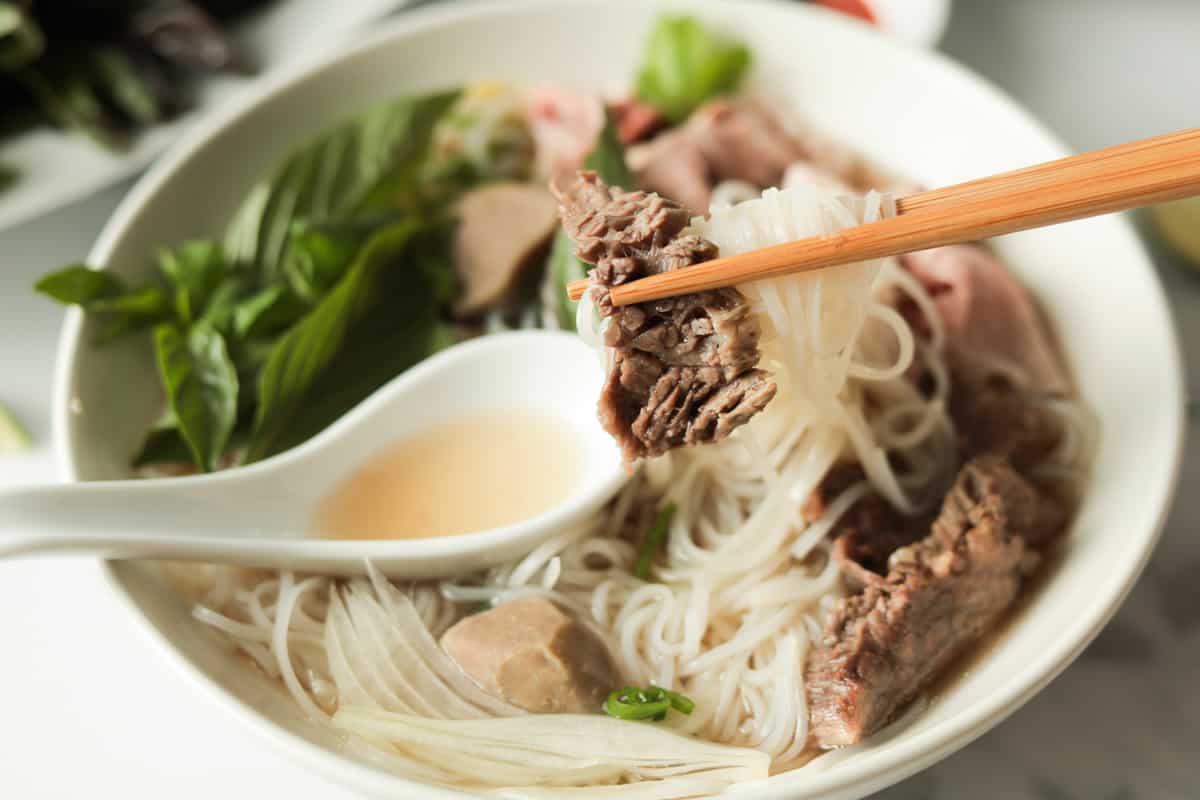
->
[0,402,31,451]
[1151,196,1200,265]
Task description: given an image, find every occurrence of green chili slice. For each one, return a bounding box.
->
[603,685,695,722]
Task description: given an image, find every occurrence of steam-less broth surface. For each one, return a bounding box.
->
[316,410,583,540]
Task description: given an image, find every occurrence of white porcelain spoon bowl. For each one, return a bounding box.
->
[1,331,625,576]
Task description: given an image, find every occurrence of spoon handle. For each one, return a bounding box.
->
[0,479,310,561]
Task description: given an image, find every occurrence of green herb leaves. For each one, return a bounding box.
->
[34,263,123,305]
[635,16,751,124]
[604,685,695,722]
[34,264,171,342]
[246,218,422,462]
[157,241,228,326]
[224,91,460,280]
[153,323,238,472]
[34,86,475,472]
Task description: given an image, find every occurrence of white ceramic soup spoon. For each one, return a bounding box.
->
[0,331,625,577]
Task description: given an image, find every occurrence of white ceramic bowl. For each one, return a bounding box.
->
[52,1,1185,798]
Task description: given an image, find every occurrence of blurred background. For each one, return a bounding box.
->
[1,1,1196,797]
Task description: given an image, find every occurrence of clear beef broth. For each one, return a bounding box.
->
[314,411,584,540]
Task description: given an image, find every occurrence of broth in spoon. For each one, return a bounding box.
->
[316,410,585,540]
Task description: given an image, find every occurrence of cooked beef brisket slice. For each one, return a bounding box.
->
[805,464,930,590]
[832,500,933,592]
[950,370,1062,470]
[807,456,1065,747]
[555,172,776,459]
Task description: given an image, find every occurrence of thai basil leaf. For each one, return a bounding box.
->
[586,110,636,189]
[131,419,193,468]
[245,218,423,462]
[91,285,173,343]
[281,220,365,304]
[263,224,457,455]
[408,218,458,307]
[232,283,307,340]
[34,263,124,305]
[223,90,460,281]
[157,240,228,325]
[635,16,751,124]
[90,285,169,316]
[195,275,247,336]
[260,305,453,459]
[153,322,239,471]
[552,110,634,327]
[36,265,172,342]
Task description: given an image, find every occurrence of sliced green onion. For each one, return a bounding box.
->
[603,685,695,722]
[633,502,678,580]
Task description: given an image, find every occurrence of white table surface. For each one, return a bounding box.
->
[2,1,1198,798]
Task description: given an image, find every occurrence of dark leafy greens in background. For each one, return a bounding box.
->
[635,15,751,124]
[0,0,269,187]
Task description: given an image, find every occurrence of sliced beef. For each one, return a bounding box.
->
[610,98,666,145]
[939,454,1067,549]
[832,499,934,592]
[452,182,560,317]
[688,99,806,190]
[949,370,1062,470]
[803,464,930,590]
[555,171,776,460]
[627,98,909,215]
[801,462,866,524]
[897,244,1067,469]
[440,597,618,714]
[902,245,1072,397]
[523,84,605,185]
[628,99,804,214]
[806,456,1067,747]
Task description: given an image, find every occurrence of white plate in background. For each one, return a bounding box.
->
[0,0,410,233]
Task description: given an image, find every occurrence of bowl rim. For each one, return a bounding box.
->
[50,0,1186,797]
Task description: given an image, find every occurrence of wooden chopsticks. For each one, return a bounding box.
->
[566,127,1200,306]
